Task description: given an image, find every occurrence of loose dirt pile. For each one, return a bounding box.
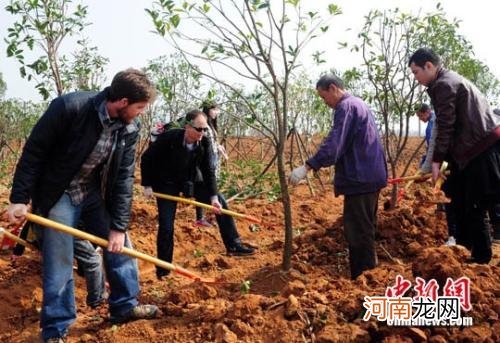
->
[0,137,498,342]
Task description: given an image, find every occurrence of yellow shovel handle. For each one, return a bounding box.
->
[434,161,449,193]
[24,213,205,281]
[153,192,261,224]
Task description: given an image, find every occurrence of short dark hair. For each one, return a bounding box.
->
[108,68,156,104]
[408,48,441,68]
[316,74,344,90]
[417,103,431,113]
[185,109,206,123]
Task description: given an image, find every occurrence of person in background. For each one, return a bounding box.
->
[417,104,457,246]
[409,47,500,264]
[194,101,228,228]
[6,69,159,342]
[141,110,255,281]
[416,103,435,167]
[289,74,387,280]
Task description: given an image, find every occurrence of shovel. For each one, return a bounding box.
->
[0,226,37,251]
[23,213,236,285]
[434,161,449,193]
[153,192,261,224]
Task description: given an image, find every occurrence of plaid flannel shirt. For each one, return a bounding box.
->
[66,101,124,205]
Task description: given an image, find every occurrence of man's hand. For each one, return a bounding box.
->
[289,165,308,185]
[143,186,153,199]
[210,196,222,215]
[107,230,125,253]
[6,203,28,225]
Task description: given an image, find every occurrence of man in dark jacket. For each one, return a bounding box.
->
[288,74,387,279]
[6,69,159,342]
[409,47,500,263]
[141,110,254,280]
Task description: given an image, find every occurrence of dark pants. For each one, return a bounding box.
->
[445,202,457,237]
[343,191,380,279]
[489,203,500,240]
[155,184,240,277]
[448,143,500,263]
[195,207,204,221]
[455,205,492,262]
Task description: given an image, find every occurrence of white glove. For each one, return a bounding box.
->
[143,186,153,199]
[289,165,308,185]
[210,195,222,214]
[7,203,28,224]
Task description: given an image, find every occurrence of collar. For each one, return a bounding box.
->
[427,67,445,90]
[94,88,138,133]
[335,92,350,108]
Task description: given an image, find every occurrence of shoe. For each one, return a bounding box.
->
[156,269,171,280]
[195,218,212,228]
[227,243,255,256]
[493,231,500,244]
[109,304,159,324]
[45,338,65,343]
[465,257,491,264]
[88,290,109,309]
[444,236,456,246]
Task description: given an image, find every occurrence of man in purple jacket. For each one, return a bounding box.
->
[289,74,387,279]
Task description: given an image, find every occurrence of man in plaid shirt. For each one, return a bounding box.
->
[7,69,159,342]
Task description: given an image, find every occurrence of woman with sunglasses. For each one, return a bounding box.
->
[140,109,255,280]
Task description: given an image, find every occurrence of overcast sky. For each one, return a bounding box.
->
[1,0,499,102]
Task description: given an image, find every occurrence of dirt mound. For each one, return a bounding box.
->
[412,246,465,284]
[1,137,499,342]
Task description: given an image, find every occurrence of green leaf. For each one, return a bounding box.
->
[193,249,204,258]
[201,44,209,54]
[328,4,342,15]
[240,280,252,295]
[170,14,180,28]
[249,224,260,232]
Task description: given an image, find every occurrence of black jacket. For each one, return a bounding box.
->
[427,68,500,169]
[140,129,217,196]
[9,88,140,232]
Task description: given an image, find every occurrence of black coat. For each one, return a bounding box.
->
[9,88,140,232]
[140,129,217,196]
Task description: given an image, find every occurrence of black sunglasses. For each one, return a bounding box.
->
[191,126,208,133]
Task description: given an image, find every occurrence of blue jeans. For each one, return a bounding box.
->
[39,191,139,340]
[74,238,105,307]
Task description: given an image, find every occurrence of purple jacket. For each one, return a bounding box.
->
[306,93,387,195]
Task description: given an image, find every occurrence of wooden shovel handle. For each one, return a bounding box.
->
[24,213,209,282]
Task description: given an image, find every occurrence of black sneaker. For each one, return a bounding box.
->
[109,304,159,324]
[227,243,255,256]
[44,338,66,343]
[156,269,171,280]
